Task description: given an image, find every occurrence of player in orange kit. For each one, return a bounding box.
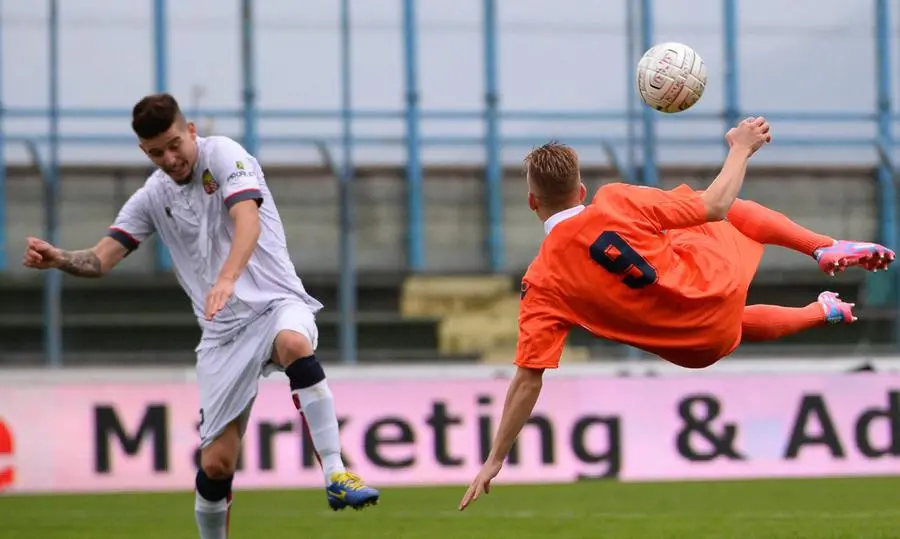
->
[458,117,895,510]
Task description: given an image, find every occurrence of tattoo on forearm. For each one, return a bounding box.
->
[59,249,103,277]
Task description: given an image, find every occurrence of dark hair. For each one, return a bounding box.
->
[131,93,185,139]
[523,141,581,207]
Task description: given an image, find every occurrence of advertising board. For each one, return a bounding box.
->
[2,372,899,493]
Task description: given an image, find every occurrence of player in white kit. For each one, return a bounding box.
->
[22,93,379,538]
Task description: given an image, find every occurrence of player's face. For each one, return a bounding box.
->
[139,121,199,182]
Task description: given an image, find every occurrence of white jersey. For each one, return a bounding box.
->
[108,135,323,344]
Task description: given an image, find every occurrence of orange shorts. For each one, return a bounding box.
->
[660,186,766,366]
[667,184,766,293]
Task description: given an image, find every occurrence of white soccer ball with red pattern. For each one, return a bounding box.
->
[636,42,707,113]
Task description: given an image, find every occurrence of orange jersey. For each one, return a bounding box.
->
[515,183,754,370]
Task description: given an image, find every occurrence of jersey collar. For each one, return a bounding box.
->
[544,205,585,235]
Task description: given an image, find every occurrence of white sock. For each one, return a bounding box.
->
[292,379,346,483]
[195,492,230,539]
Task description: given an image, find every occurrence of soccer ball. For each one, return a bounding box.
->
[636,42,707,113]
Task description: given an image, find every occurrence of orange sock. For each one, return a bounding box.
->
[727,199,834,257]
[741,303,825,342]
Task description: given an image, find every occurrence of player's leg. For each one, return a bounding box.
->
[741,291,856,342]
[194,336,264,539]
[195,419,243,539]
[267,302,379,511]
[726,198,894,274]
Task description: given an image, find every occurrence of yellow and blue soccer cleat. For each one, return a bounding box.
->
[326,471,380,511]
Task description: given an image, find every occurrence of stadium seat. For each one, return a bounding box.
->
[402,274,589,363]
[400,275,514,318]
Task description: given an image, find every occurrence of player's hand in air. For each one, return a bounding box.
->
[725,116,772,156]
[205,277,235,320]
[458,458,503,511]
[22,237,64,270]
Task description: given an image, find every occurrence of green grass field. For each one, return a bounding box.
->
[3,477,900,538]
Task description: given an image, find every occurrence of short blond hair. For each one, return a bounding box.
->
[523,142,581,207]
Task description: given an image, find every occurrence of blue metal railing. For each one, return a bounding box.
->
[4,0,900,365]
[722,0,740,138]
[152,0,173,271]
[240,0,260,157]
[875,0,897,253]
[624,0,639,188]
[338,0,358,366]
[639,0,658,187]
[45,0,63,368]
[11,138,59,367]
[402,0,425,271]
[0,6,5,272]
[483,0,503,272]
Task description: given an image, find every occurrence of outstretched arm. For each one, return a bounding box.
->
[23,236,130,277]
[486,367,545,464]
[603,117,772,233]
[458,366,544,510]
[25,181,156,276]
[459,282,568,511]
[701,116,772,220]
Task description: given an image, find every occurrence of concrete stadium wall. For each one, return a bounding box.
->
[4,165,878,274]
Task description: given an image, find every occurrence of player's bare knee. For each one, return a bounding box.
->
[201,449,237,479]
[200,422,242,478]
[200,435,239,478]
[274,330,314,367]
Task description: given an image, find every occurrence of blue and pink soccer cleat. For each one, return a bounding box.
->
[326,471,380,511]
[814,240,895,276]
[817,291,856,325]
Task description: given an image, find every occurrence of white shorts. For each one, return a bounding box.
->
[196,299,319,448]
